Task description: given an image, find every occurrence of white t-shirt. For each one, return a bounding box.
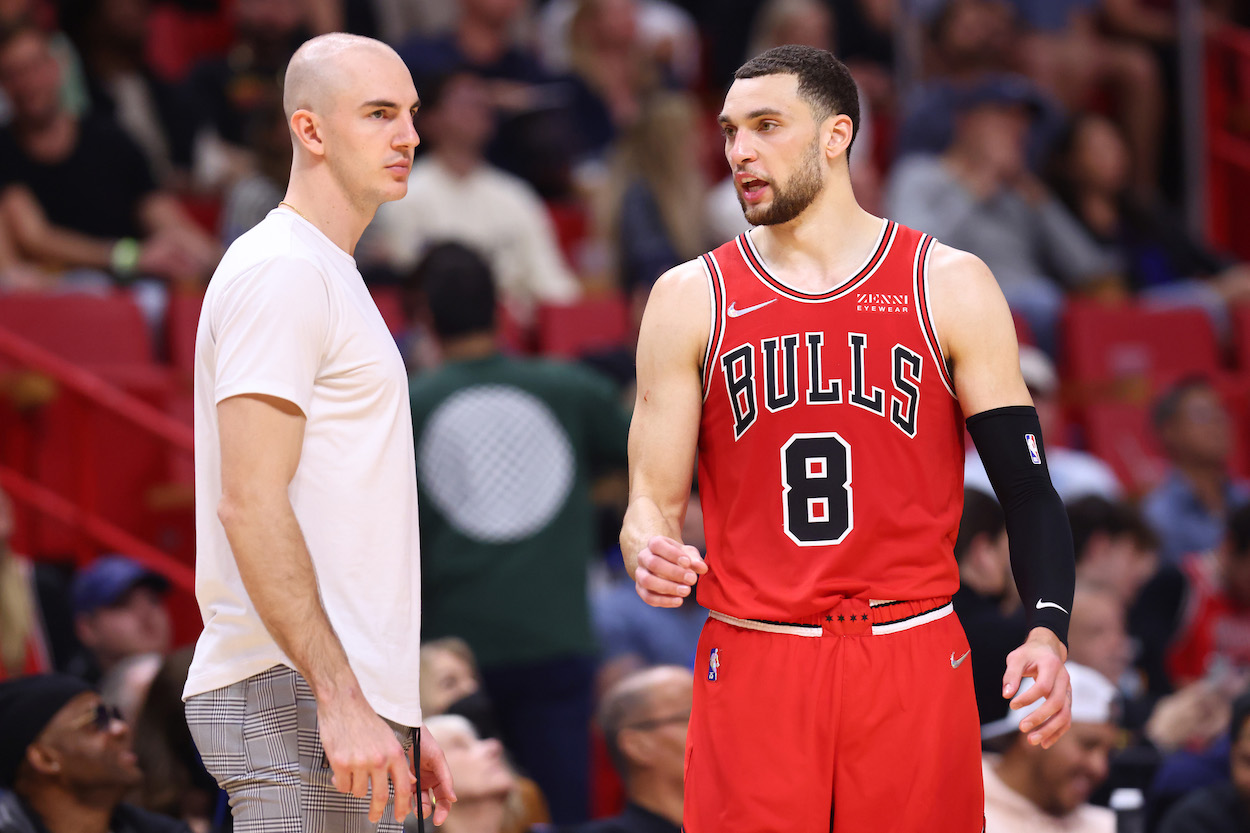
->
[371,157,581,323]
[183,207,423,727]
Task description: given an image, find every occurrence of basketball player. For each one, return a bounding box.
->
[182,34,454,831]
[621,45,1075,832]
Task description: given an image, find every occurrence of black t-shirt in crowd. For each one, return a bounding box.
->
[0,115,156,240]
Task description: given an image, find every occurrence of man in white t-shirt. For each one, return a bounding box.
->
[182,33,455,832]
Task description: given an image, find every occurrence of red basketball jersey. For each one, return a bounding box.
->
[696,219,965,621]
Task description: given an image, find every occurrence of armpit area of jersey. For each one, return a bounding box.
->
[966,405,1075,645]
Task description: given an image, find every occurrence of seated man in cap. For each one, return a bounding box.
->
[561,666,691,833]
[0,673,189,833]
[981,663,1120,832]
[67,555,171,686]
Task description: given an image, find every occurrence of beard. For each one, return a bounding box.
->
[737,137,825,226]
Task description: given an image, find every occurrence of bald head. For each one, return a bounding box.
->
[283,33,408,120]
[599,666,693,778]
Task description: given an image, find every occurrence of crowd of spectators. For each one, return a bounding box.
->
[3,0,1250,831]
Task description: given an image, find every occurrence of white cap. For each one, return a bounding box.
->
[981,662,1117,740]
[1018,345,1058,398]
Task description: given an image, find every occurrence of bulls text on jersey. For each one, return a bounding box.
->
[718,330,923,441]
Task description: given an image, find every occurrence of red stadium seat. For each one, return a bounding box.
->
[1233,304,1250,372]
[536,294,631,358]
[0,292,154,365]
[1082,400,1169,496]
[1061,301,1220,396]
[167,289,205,379]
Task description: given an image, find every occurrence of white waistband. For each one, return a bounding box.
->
[708,602,954,637]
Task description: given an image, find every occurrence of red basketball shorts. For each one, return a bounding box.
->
[684,596,985,833]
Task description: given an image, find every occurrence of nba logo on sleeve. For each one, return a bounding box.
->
[1025,434,1041,465]
[708,648,720,682]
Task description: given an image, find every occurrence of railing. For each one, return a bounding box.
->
[1206,24,1250,259]
[0,326,194,590]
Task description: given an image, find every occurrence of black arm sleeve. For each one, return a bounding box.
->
[965,405,1075,646]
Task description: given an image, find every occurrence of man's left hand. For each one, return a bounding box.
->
[1002,627,1071,749]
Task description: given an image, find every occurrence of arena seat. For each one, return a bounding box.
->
[1233,304,1250,372]
[536,294,631,359]
[1060,301,1220,396]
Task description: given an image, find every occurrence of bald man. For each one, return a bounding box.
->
[182,33,454,832]
[566,667,692,833]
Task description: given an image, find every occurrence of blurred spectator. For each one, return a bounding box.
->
[0,23,220,291]
[564,0,666,163]
[560,666,691,833]
[886,76,1123,355]
[1158,688,1250,833]
[0,673,190,833]
[965,345,1125,503]
[1143,376,1250,566]
[1008,0,1164,195]
[0,486,52,680]
[372,71,580,326]
[218,85,289,246]
[184,0,308,188]
[1046,113,1250,332]
[829,0,896,120]
[130,647,222,833]
[424,714,554,833]
[409,243,629,823]
[981,663,1119,832]
[398,0,546,87]
[61,0,196,186]
[896,1,1066,167]
[592,489,706,694]
[538,0,700,89]
[1068,496,1159,607]
[593,91,706,300]
[98,652,161,723]
[706,0,880,244]
[950,489,1026,728]
[1069,583,1230,807]
[420,638,502,742]
[67,555,170,686]
[1168,504,1250,687]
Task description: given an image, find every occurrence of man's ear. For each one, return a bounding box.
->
[824,113,854,160]
[25,743,61,777]
[74,613,98,650]
[617,728,652,769]
[290,109,326,157]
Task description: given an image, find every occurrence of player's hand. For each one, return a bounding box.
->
[1003,627,1072,749]
[319,697,415,823]
[415,725,457,826]
[634,535,707,608]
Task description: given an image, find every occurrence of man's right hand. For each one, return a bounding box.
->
[319,697,415,823]
[634,535,707,608]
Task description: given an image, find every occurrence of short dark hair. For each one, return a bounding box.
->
[954,489,1005,564]
[411,242,496,340]
[1067,496,1157,564]
[734,44,860,157]
[1151,374,1215,433]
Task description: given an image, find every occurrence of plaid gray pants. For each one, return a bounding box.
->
[186,664,413,833]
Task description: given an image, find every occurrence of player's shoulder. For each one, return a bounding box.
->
[925,241,995,286]
[209,214,331,298]
[923,241,1004,318]
[648,256,712,308]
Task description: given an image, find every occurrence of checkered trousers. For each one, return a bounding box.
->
[185,664,413,833]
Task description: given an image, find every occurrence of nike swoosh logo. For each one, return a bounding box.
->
[950,650,970,669]
[727,299,777,318]
[1035,600,1070,614]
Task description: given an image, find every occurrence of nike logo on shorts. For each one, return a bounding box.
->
[1035,600,1069,614]
[950,650,970,669]
[727,299,777,318]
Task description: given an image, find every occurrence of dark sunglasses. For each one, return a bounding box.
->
[71,703,124,732]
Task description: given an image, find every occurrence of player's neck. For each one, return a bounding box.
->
[282,168,375,257]
[750,184,881,289]
[993,751,1055,815]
